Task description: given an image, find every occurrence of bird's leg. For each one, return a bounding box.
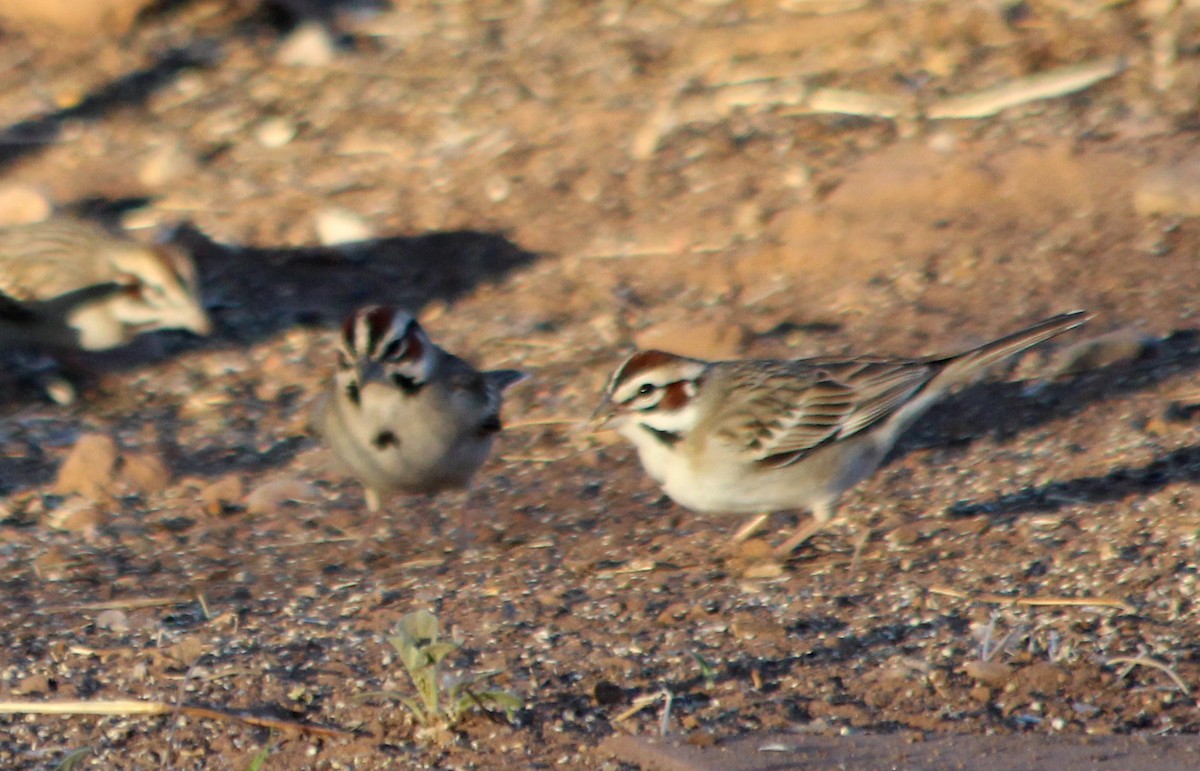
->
[364,488,382,513]
[848,527,870,576]
[773,500,835,557]
[730,512,770,544]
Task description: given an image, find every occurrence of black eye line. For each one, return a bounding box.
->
[381,338,407,361]
[391,372,423,395]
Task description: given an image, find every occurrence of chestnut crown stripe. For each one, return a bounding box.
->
[611,350,685,391]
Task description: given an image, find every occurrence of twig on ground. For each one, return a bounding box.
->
[927,585,1134,613]
[0,700,353,738]
[1107,656,1192,696]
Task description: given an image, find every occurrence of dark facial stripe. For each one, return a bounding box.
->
[639,424,682,446]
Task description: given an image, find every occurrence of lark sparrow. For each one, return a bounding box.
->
[593,311,1088,555]
[313,305,527,511]
[0,218,211,351]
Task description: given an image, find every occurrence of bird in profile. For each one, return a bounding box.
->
[593,311,1089,556]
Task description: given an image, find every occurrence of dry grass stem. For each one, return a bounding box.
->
[1106,657,1192,696]
[927,57,1125,119]
[36,597,194,614]
[0,699,352,738]
[927,585,1134,613]
[613,691,670,725]
[502,418,584,430]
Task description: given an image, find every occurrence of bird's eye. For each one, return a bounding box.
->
[637,383,655,396]
[381,338,406,361]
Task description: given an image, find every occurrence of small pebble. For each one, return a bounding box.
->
[315,207,373,246]
[276,21,337,67]
[0,184,51,225]
[245,479,318,516]
[120,453,172,495]
[255,117,297,149]
[54,434,118,500]
[43,497,105,536]
[201,475,245,515]
[95,609,130,633]
[1134,159,1200,217]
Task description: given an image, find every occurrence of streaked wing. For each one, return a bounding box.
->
[809,359,934,438]
[0,221,111,300]
[717,358,935,466]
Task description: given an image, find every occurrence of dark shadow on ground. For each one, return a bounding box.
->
[946,441,1200,521]
[172,222,540,344]
[866,330,1200,518]
[0,45,215,172]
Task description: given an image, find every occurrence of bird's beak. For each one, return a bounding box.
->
[356,358,387,387]
[589,399,618,432]
[189,306,213,336]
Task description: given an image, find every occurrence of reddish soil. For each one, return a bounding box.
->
[1,1,1199,768]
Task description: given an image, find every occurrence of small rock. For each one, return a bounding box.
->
[245,478,318,516]
[32,546,73,581]
[54,434,118,500]
[634,319,745,359]
[730,614,786,641]
[255,117,297,148]
[969,684,993,703]
[574,171,603,202]
[735,538,774,560]
[654,602,690,625]
[138,143,196,188]
[201,475,244,515]
[315,207,373,246]
[43,376,76,406]
[484,175,511,202]
[44,497,105,537]
[0,184,51,225]
[163,636,205,667]
[887,523,921,546]
[732,200,763,239]
[13,674,51,695]
[740,561,785,579]
[275,21,337,67]
[95,609,130,633]
[120,453,171,495]
[962,660,1013,687]
[1135,160,1200,217]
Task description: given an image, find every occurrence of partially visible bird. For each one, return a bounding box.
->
[314,305,526,511]
[593,311,1089,556]
[0,217,211,352]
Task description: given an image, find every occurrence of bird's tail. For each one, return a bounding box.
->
[930,310,1090,390]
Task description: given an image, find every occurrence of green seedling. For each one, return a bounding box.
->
[691,651,718,690]
[383,610,521,730]
[246,730,276,771]
[54,747,92,771]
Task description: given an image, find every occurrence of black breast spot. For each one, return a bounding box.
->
[373,430,398,449]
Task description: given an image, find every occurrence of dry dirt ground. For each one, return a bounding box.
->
[2,1,1200,769]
